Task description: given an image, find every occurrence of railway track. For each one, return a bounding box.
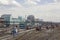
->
[16,29,55,40]
[0,29,35,40]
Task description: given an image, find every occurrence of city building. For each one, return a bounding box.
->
[10,18,20,25]
[18,16,26,29]
[18,16,25,23]
[1,14,11,27]
[27,15,35,22]
[10,16,26,28]
[0,18,5,27]
[25,15,35,29]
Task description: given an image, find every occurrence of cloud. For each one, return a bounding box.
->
[54,0,57,2]
[54,0,60,2]
[26,0,38,5]
[0,0,22,7]
[0,0,60,22]
[30,0,41,2]
[19,0,60,22]
[12,0,22,7]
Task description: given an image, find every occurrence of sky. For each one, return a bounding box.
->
[0,0,60,22]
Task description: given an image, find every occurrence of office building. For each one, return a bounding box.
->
[1,14,11,27]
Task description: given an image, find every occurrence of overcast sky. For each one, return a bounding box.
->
[0,0,60,22]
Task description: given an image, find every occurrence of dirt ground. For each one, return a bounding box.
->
[15,27,60,40]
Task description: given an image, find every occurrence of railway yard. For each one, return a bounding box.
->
[0,26,60,40]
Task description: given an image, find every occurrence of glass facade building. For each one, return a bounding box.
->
[10,16,25,25]
[1,14,11,27]
[10,18,20,25]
